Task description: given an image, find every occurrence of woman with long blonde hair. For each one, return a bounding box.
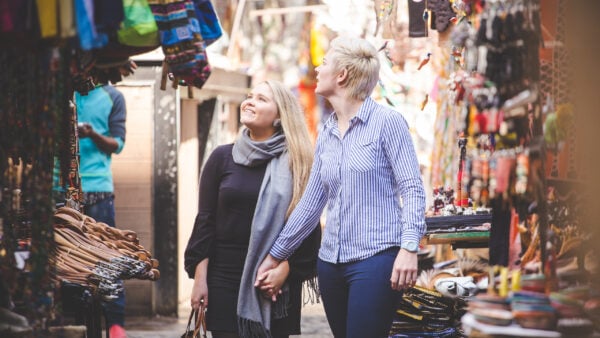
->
[184,80,320,338]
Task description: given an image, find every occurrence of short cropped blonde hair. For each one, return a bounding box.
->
[328,37,380,100]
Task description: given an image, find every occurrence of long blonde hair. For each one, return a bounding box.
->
[263,80,314,218]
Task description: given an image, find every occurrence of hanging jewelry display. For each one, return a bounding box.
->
[0,44,72,332]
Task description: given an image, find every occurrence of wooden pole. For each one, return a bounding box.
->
[226,0,247,63]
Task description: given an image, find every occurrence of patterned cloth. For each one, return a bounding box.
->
[149,0,211,88]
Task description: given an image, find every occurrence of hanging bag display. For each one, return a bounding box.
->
[118,0,160,47]
[149,0,212,89]
[191,0,222,46]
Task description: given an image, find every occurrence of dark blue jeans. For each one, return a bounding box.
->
[85,194,126,327]
[317,247,400,338]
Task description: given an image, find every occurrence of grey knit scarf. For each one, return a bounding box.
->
[233,129,291,337]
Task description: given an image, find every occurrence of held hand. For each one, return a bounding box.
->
[257,261,290,302]
[390,249,419,291]
[190,277,208,310]
[254,254,281,287]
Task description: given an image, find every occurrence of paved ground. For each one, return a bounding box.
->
[124,302,332,338]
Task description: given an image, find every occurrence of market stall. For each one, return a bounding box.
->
[1,0,597,337]
[0,1,223,336]
[387,0,598,336]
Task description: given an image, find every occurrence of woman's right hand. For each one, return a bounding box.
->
[191,277,208,310]
[191,259,209,310]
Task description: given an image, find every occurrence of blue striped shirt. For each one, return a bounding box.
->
[270,97,426,263]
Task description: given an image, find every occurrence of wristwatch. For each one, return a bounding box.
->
[401,240,419,253]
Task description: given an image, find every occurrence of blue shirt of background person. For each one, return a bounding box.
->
[76,84,126,192]
[53,84,126,192]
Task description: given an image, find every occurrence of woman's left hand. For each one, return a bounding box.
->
[257,260,290,301]
[390,249,418,291]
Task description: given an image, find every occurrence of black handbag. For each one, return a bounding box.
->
[181,307,207,338]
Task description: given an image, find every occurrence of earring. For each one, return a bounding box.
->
[273,119,281,128]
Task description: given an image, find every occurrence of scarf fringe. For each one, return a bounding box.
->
[238,317,272,338]
[302,276,321,306]
[272,286,290,319]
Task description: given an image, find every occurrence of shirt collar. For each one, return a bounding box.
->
[354,97,375,123]
[324,97,375,130]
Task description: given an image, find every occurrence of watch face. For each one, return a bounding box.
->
[404,241,418,252]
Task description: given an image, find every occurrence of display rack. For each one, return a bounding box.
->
[461,313,561,337]
[425,214,492,230]
[424,214,492,249]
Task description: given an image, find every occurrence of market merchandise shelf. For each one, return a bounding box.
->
[424,230,489,250]
[462,313,561,337]
[425,214,493,230]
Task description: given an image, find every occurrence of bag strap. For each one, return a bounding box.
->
[193,305,207,338]
[185,308,197,334]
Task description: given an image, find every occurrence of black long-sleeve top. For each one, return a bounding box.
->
[184,144,320,334]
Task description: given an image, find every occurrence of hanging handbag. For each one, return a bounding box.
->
[181,307,207,338]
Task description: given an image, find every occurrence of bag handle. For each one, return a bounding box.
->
[193,305,207,338]
[184,308,197,335]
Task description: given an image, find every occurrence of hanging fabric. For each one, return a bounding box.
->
[149,0,212,89]
[36,0,58,38]
[426,0,454,33]
[0,0,39,35]
[0,0,23,33]
[58,0,76,37]
[93,0,125,33]
[407,0,427,38]
[117,0,160,47]
[0,0,14,32]
[191,0,222,46]
[74,0,108,50]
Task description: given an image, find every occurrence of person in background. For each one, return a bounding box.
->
[73,65,129,338]
[184,80,321,338]
[256,36,427,338]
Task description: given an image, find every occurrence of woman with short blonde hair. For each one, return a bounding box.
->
[326,36,380,101]
[258,36,426,338]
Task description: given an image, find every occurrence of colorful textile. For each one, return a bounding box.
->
[36,0,58,38]
[192,0,222,46]
[74,0,108,50]
[149,0,211,88]
[118,0,159,47]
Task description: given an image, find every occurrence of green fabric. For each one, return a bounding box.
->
[118,0,159,47]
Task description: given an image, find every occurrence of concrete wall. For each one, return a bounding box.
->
[112,81,156,315]
[177,99,200,313]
